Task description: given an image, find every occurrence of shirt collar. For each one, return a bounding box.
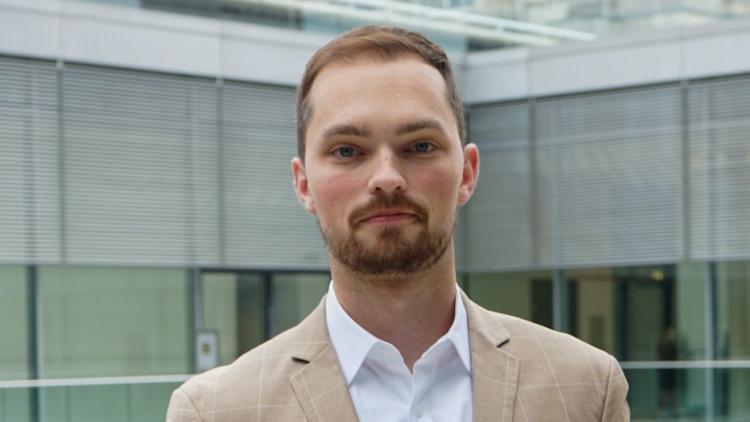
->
[443,286,472,372]
[325,281,471,385]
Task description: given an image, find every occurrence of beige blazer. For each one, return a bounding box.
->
[167,293,629,421]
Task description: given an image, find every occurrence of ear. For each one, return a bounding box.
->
[457,143,479,205]
[292,157,317,214]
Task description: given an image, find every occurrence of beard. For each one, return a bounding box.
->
[319,192,453,275]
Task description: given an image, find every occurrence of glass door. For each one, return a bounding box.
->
[200,271,266,366]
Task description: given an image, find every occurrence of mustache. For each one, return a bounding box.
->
[348,193,428,226]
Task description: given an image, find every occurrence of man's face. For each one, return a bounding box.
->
[292,56,478,275]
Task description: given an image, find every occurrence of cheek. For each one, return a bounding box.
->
[414,165,462,213]
[424,158,462,189]
[310,171,364,222]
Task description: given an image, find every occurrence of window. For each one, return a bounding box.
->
[202,271,265,365]
[272,273,330,335]
[467,271,554,328]
[0,266,29,380]
[566,264,707,360]
[40,266,191,377]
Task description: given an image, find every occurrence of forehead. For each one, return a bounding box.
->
[305,56,457,139]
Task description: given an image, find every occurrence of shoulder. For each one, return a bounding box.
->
[166,325,311,422]
[480,311,629,421]
[489,311,622,389]
[167,298,329,421]
[496,312,617,375]
[464,295,618,378]
[186,326,302,397]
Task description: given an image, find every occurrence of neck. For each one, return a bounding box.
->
[330,245,458,370]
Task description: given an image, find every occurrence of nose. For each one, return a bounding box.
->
[367,150,406,195]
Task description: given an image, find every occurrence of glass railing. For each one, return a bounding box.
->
[2,369,748,421]
[624,366,750,421]
[0,377,184,422]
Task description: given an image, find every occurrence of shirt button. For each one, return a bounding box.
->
[414,406,424,418]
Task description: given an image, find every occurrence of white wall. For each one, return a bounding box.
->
[0,0,330,86]
[461,17,750,104]
[3,0,750,104]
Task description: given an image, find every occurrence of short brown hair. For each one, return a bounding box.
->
[296,25,465,160]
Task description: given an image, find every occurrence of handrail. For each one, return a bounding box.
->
[620,360,750,370]
[0,374,193,389]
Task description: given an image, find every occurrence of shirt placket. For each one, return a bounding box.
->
[411,342,445,421]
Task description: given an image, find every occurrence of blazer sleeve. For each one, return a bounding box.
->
[166,388,204,422]
[601,355,630,422]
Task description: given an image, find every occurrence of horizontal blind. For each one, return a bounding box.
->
[222,82,327,269]
[688,75,750,260]
[0,57,61,263]
[466,102,533,271]
[535,85,683,267]
[62,65,220,265]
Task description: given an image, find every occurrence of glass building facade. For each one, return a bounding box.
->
[86,0,750,51]
[2,1,750,421]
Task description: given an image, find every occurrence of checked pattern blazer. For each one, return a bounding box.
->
[167,293,630,421]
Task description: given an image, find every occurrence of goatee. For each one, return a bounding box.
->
[319,192,453,275]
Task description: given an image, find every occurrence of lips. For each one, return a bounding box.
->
[348,194,427,227]
[361,209,416,224]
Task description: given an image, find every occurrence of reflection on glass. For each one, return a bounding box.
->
[40,266,190,377]
[0,388,32,421]
[715,368,750,420]
[39,382,178,422]
[567,263,707,360]
[625,368,707,421]
[715,261,750,359]
[467,272,553,328]
[272,273,329,335]
[202,271,265,365]
[0,265,29,380]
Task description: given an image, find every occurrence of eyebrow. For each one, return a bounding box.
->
[321,119,448,140]
[321,124,369,139]
[395,119,447,136]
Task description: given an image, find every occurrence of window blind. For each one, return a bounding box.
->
[62,64,221,265]
[466,101,534,271]
[221,81,328,269]
[688,75,750,260]
[0,56,61,263]
[534,85,683,267]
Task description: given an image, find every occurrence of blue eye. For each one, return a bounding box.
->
[333,146,357,158]
[412,142,435,153]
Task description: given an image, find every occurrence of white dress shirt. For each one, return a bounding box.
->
[325,282,472,422]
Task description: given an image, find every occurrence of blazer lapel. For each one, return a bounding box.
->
[463,293,520,422]
[288,297,359,422]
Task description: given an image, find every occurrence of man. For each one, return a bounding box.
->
[167,26,629,421]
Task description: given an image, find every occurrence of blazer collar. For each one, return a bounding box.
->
[287,293,520,422]
[288,298,359,422]
[462,291,520,422]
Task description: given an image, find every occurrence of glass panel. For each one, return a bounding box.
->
[715,261,750,359]
[0,388,32,421]
[625,368,707,421]
[129,382,180,421]
[272,273,329,335]
[467,272,554,328]
[40,266,190,377]
[0,266,29,380]
[567,263,707,360]
[36,382,178,422]
[83,0,750,52]
[44,385,128,422]
[202,272,265,365]
[715,368,750,421]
